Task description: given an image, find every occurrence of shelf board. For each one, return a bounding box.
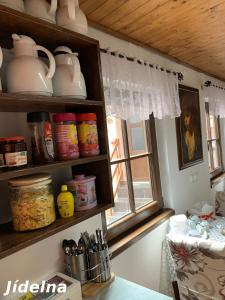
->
[0,4,98,49]
[0,155,108,180]
[0,93,104,112]
[0,203,112,260]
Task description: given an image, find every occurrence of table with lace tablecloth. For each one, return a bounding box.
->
[159,216,225,298]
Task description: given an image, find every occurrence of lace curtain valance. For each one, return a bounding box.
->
[203,83,225,118]
[101,51,181,120]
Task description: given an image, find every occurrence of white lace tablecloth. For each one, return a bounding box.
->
[159,216,225,298]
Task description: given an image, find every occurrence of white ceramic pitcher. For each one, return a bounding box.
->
[56,0,88,35]
[0,0,24,12]
[0,47,3,92]
[24,0,57,23]
[6,34,56,95]
[53,46,87,99]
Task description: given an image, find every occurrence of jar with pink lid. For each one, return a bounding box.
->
[53,113,79,161]
[66,174,97,211]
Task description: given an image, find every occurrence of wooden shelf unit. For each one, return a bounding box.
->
[0,155,108,180]
[0,93,104,112]
[0,5,113,259]
[0,204,112,259]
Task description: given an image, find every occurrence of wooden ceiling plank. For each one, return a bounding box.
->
[87,0,128,21]
[150,28,224,50]
[117,0,194,35]
[170,48,225,62]
[96,0,150,26]
[148,12,225,53]
[165,45,225,64]
[80,0,108,15]
[122,0,224,38]
[108,0,170,32]
[132,7,224,58]
[137,0,225,44]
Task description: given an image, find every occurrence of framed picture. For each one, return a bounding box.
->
[176,85,203,170]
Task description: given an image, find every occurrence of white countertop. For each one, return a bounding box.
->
[86,277,173,300]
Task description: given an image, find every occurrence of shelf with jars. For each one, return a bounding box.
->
[0,3,113,259]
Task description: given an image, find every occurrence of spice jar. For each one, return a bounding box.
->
[53,113,79,160]
[77,113,100,157]
[0,136,27,167]
[66,174,97,211]
[8,173,56,231]
[27,112,54,164]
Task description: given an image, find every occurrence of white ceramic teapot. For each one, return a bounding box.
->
[6,34,56,95]
[53,46,87,99]
[56,0,88,35]
[0,47,3,92]
[0,0,24,12]
[24,0,57,23]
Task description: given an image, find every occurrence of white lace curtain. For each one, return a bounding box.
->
[101,51,181,120]
[203,84,225,118]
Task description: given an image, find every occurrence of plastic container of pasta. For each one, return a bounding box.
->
[8,173,56,231]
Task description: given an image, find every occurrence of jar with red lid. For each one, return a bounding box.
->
[77,113,100,157]
[53,113,79,161]
[0,136,27,167]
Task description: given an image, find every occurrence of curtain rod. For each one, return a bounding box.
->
[204,80,225,91]
[100,48,184,81]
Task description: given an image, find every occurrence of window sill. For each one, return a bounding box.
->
[108,208,174,259]
[211,172,225,187]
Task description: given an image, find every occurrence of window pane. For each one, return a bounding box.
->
[210,115,219,139]
[208,142,213,172]
[126,116,148,156]
[107,116,125,161]
[212,140,221,169]
[206,116,210,140]
[131,156,153,209]
[106,162,131,225]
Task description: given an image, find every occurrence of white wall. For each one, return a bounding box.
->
[87,27,213,213]
[112,220,169,292]
[0,215,102,297]
[0,26,219,298]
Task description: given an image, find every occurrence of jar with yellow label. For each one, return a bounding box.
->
[77,113,100,157]
[53,113,79,160]
[8,174,56,231]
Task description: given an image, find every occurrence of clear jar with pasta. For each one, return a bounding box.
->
[8,174,56,231]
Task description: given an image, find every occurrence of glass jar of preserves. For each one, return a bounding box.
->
[8,174,56,231]
[53,113,79,160]
[0,136,27,167]
[76,113,100,157]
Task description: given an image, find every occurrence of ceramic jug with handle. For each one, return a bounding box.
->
[24,0,57,23]
[0,0,24,12]
[53,46,87,99]
[6,34,56,95]
[56,0,88,35]
[0,47,3,92]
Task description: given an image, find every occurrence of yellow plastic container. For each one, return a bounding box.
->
[57,185,74,218]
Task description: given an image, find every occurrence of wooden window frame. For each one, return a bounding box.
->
[103,114,163,242]
[205,102,224,179]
